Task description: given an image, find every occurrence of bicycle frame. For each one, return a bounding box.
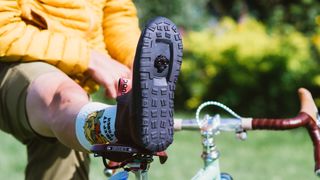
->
[101,114,240,180]
[177,114,243,180]
[191,115,222,180]
[94,88,320,180]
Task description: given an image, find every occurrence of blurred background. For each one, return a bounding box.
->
[1,0,320,179]
[135,0,320,118]
[135,1,320,179]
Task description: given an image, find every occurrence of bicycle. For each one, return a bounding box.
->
[92,88,320,180]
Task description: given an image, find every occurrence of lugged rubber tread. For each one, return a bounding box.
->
[132,17,183,152]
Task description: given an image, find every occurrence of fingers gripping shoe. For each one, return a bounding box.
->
[115,17,183,152]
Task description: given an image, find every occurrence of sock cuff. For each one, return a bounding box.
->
[75,102,114,151]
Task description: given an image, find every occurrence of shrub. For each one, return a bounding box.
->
[135,0,210,30]
[176,17,320,117]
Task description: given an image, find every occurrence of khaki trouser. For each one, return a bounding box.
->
[0,62,90,180]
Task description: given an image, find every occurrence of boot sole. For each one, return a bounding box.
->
[133,17,183,152]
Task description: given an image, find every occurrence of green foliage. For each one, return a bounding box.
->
[207,0,320,34]
[311,16,320,61]
[134,0,320,116]
[135,0,320,33]
[135,0,210,30]
[176,17,320,117]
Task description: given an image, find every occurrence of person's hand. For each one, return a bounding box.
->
[88,50,131,98]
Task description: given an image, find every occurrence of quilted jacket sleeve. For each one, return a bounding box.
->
[0,0,90,75]
[103,0,141,68]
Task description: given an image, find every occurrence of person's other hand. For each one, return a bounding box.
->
[88,50,131,98]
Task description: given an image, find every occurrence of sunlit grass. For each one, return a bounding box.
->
[0,127,316,180]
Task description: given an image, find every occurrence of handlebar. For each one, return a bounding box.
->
[251,112,320,175]
[248,88,320,176]
[174,88,320,177]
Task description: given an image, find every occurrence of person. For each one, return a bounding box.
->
[0,0,183,179]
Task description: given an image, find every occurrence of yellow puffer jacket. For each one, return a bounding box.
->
[0,0,140,92]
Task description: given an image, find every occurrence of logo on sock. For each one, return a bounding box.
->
[83,111,109,144]
[102,116,116,142]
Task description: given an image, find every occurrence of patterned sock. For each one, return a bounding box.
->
[75,102,117,151]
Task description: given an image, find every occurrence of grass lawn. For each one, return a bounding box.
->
[0,125,317,180]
